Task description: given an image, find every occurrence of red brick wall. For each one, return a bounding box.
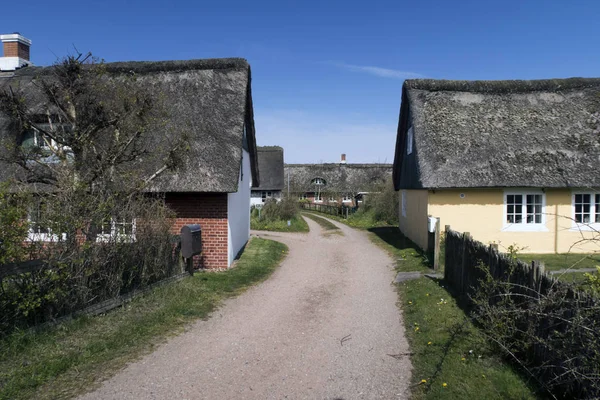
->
[165,193,229,270]
[3,42,29,60]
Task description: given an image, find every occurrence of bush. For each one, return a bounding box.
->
[260,197,299,222]
[362,178,399,225]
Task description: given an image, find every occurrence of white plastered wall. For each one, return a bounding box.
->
[227,148,252,266]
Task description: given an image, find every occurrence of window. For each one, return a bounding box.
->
[342,194,352,203]
[27,198,64,241]
[503,191,546,231]
[22,125,73,162]
[407,127,414,155]
[311,177,326,186]
[572,192,600,230]
[314,192,322,202]
[299,193,307,200]
[97,218,136,242]
[261,191,273,203]
[328,196,336,202]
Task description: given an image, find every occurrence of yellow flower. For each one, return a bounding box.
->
[414,327,420,331]
[461,357,466,361]
[408,301,412,304]
[426,293,430,296]
[427,341,432,345]
[420,379,427,384]
[442,383,447,387]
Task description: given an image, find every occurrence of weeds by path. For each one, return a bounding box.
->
[251,215,309,232]
[0,238,287,400]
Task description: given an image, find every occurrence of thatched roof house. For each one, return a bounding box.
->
[0,57,259,269]
[0,58,259,192]
[285,162,392,196]
[393,77,600,254]
[393,78,600,190]
[255,146,284,191]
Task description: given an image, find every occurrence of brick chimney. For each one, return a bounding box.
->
[0,33,32,71]
[340,153,347,164]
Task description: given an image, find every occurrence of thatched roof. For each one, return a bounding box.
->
[285,163,392,193]
[255,146,284,191]
[393,78,600,190]
[0,58,258,193]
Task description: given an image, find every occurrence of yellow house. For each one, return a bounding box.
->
[392,78,600,254]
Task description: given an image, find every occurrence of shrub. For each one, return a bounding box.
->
[364,178,399,225]
[261,197,299,222]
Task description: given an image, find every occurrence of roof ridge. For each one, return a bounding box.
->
[405,77,600,94]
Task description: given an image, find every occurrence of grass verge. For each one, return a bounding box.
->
[368,227,432,273]
[398,276,540,399]
[251,214,309,232]
[0,238,287,400]
[302,213,340,231]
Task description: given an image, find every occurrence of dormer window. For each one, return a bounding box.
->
[311,177,326,186]
[21,123,73,162]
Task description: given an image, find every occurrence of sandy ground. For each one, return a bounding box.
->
[79,216,412,400]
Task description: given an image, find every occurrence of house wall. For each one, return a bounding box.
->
[227,148,252,266]
[166,193,229,269]
[427,189,600,254]
[398,190,430,250]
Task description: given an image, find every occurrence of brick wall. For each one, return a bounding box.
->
[165,192,229,270]
[3,42,29,60]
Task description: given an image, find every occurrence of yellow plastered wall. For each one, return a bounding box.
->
[427,189,600,254]
[398,190,429,249]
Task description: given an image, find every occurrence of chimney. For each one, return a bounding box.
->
[340,153,347,164]
[0,33,32,71]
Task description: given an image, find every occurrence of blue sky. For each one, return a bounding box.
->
[3,0,600,163]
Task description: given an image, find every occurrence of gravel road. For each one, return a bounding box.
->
[79,216,412,399]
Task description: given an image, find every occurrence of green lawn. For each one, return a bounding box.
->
[517,253,600,271]
[400,277,540,399]
[302,213,340,230]
[368,227,433,273]
[250,214,309,232]
[0,238,287,400]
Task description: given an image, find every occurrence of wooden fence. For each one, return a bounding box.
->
[444,226,600,397]
[300,202,356,219]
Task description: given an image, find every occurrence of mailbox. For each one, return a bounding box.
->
[180,224,202,258]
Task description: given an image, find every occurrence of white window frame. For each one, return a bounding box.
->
[314,192,323,203]
[328,196,336,203]
[342,194,352,203]
[261,191,273,203]
[407,126,413,155]
[299,193,307,200]
[312,177,326,186]
[26,199,66,242]
[571,192,600,231]
[96,218,137,242]
[502,190,548,232]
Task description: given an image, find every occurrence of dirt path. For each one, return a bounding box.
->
[79,216,412,400]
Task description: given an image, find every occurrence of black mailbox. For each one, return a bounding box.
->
[180,224,202,258]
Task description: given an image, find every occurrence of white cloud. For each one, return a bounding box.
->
[254,109,396,164]
[333,63,424,80]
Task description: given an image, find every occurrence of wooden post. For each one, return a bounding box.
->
[433,217,441,271]
[460,232,471,295]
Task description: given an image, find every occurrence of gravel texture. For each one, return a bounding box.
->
[79,216,412,399]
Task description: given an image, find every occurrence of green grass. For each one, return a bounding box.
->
[399,277,540,399]
[250,214,309,232]
[302,213,340,230]
[0,238,287,400]
[517,253,600,272]
[368,227,433,273]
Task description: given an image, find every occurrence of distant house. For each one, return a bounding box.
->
[286,154,392,205]
[393,78,600,254]
[0,34,259,269]
[251,146,284,206]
